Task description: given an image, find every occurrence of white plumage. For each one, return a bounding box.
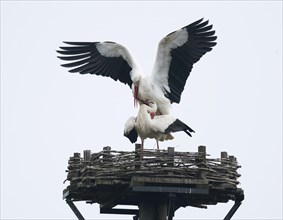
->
[124,102,194,149]
[57,18,217,115]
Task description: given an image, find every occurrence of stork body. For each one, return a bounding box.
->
[124,102,194,149]
[57,18,217,115]
[133,75,171,114]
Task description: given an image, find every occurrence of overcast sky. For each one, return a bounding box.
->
[1,1,282,220]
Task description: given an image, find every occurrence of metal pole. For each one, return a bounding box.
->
[168,193,176,220]
[138,202,167,220]
[66,199,85,220]
[224,202,242,220]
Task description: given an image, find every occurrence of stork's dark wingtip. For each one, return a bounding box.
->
[210,42,217,47]
[198,17,204,22]
[60,63,70,68]
[59,63,73,72]
[195,17,205,24]
[56,50,67,55]
[187,125,195,133]
[63,41,76,45]
[124,129,138,143]
[59,46,69,50]
[183,129,193,137]
[62,41,95,46]
[68,68,78,73]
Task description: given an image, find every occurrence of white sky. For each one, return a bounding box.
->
[1,1,282,220]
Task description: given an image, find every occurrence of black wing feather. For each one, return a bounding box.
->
[166,18,217,103]
[124,127,138,143]
[164,119,195,137]
[57,53,90,61]
[57,42,133,87]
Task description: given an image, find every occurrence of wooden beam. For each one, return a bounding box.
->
[131,176,208,185]
[132,185,209,194]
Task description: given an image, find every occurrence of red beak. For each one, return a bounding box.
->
[134,85,139,107]
[150,112,155,119]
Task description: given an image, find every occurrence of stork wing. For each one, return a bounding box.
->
[124,116,138,143]
[164,119,195,137]
[57,41,136,87]
[151,115,176,133]
[151,18,217,103]
[152,116,195,137]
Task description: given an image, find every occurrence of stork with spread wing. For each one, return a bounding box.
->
[57,18,217,115]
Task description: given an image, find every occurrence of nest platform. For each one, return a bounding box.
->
[63,145,244,220]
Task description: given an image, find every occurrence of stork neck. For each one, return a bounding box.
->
[138,105,152,122]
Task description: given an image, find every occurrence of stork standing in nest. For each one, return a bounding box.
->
[124,101,194,149]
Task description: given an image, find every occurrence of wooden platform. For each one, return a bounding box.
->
[63,145,244,220]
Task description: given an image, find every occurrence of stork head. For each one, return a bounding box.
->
[146,101,158,119]
[148,101,157,111]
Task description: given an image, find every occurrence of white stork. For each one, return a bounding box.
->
[124,101,194,149]
[57,18,217,114]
